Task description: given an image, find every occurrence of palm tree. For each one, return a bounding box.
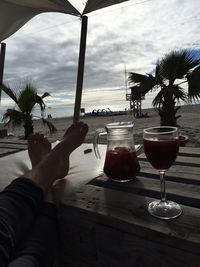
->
[128,50,200,126]
[0,82,57,139]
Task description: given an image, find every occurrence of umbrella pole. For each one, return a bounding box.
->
[73,15,88,122]
[0,42,6,103]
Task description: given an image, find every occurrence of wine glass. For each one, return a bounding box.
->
[143,126,182,220]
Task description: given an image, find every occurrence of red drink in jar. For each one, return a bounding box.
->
[103,147,140,182]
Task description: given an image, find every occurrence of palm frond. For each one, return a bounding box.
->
[35,95,46,113]
[41,92,51,99]
[152,84,187,107]
[128,72,149,84]
[42,118,57,134]
[140,75,156,94]
[18,84,37,113]
[187,66,200,101]
[128,72,156,94]
[171,85,187,102]
[2,109,24,126]
[152,90,165,108]
[159,50,200,82]
[155,63,163,84]
[0,83,18,103]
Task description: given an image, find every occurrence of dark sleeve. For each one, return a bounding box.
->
[8,202,58,267]
[0,177,43,267]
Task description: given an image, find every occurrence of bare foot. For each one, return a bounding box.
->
[28,133,51,167]
[41,121,88,177]
[24,122,88,193]
[58,121,89,154]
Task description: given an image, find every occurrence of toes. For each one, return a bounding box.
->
[35,133,46,144]
[80,123,88,135]
[37,133,44,142]
[64,122,80,136]
[71,122,88,132]
[27,133,34,141]
[44,138,51,151]
[60,122,88,151]
[28,134,38,145]
[28,133,48,146]
[76,122,88,138]
[73,122,88,134]
[27,134,34,144]
[32,133,40,144]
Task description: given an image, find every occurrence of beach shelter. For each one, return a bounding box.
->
[0,0,129,121]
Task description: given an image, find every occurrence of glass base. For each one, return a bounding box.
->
[148,200,182,220]
[109,178,133,183]
[110,178,133,183]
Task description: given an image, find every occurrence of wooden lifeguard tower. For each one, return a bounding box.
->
[124,65,145,117]
[126,85,145,117]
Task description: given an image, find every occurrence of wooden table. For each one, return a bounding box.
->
[0,143,199,267]
[58,145,200,267]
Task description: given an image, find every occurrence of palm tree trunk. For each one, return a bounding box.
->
[159,93,177,126]
[24,115,33,139]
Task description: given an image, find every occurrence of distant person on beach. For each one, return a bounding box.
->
[0,122,88,267]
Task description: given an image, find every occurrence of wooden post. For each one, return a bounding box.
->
[73,16,88,122]
[0,43,6,103]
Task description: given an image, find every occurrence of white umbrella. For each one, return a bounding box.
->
[0,0,129,121]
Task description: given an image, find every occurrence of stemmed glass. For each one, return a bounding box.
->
[143,126,182,220]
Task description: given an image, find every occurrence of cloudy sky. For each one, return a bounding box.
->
[1,0,200,115]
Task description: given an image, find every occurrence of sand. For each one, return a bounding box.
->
[1,104,200,147]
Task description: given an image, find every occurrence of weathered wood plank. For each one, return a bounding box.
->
[90,174,200,208]
[62,185,200,251]
[59,211,200,267]
[139,161,200,183]
[179,146,200,157]
[0,143,27,148]
[58,213,97,267]
[0,147,19,152]
[96,224,200,267]
[0,148,23,157]
[0,140,27,157]
[139,153,200,167]
[0,139,27,145]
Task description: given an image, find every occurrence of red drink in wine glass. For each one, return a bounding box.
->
[143,126,182,220]
[143,139,179,170]
[104,147,140,182]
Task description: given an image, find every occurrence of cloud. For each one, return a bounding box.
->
[1,0,200,112]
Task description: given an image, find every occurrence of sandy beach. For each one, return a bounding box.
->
[1,104,200,147]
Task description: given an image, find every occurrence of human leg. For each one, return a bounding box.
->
[24,121,88,193]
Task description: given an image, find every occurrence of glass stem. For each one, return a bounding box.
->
[159,171,166,202]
